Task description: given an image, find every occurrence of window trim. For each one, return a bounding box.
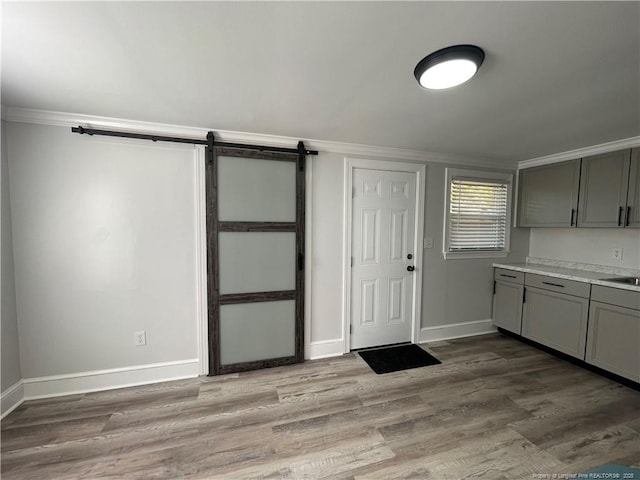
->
[443,168,513,260]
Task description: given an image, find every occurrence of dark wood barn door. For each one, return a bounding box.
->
[206,143,305,375]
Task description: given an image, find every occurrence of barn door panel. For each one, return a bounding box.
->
[206,146,305,375]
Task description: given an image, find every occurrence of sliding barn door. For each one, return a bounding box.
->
[206,144,304,374]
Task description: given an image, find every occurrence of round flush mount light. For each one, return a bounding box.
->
[414,45,485,90]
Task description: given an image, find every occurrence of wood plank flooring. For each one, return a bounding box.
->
[2,333,639,479]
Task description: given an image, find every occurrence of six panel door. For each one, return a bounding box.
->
[350,168,417,350]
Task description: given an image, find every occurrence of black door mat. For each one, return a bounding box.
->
[357,343,441,374]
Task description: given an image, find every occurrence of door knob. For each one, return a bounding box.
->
[407,254,413,259]
[407,266,415,272]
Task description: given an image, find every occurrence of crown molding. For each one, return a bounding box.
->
[518,136,640,170]
[4,107,511,169]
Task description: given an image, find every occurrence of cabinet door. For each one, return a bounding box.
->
[586,301,640,382]
[625,148,640,228]
[492,281,523,334]
[517,159,580,227]
[521,287,589,359]
[577,150,631,227]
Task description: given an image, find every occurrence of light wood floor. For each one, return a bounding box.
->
[2,333,639,479]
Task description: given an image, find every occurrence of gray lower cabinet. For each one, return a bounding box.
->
[493,280,524,334]
[494,268,639,384]
[517,159,580,227]
[521,280,590,359]
[585,285,640,382]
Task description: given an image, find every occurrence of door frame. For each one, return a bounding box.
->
[342,158,426,353]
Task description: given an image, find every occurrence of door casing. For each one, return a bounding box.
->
[342,158,426,353]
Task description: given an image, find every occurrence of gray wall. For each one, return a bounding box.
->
[7,122,199,378]
[529,228,640,270]
[421,163,529,328]
[1,120,22,391]
[5,120,527,381]
[309,152,345,342]
[308,153,529,342]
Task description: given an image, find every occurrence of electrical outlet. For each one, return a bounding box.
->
[134,331,147,346]
[612,248,623,260]
[423,237,434,249]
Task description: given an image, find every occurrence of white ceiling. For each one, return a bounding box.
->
[2,1,639,164]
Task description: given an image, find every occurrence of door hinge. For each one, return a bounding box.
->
[352,186,356,198]
[351,256,354,267]
[493,280,496,295]
[350,324,352,334]
[298,252,304,271]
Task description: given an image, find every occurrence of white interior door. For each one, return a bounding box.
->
[351,168,417,350]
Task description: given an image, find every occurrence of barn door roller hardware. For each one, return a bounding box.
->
[71,126,318,157]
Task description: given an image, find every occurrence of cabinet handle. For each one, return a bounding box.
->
[570,208,576,226]
[626,206,631,227]
[522,287,526,303]
[618,206,624,226]
[499,274,517,279]
[542,281,565,288]
[493,280,496,295]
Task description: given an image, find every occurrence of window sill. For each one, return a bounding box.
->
[443,250,510,260]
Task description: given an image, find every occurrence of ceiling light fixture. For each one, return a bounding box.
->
[414,45,485,90]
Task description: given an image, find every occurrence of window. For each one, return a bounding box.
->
[443,168,513,259]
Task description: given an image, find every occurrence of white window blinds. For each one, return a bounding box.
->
[448,177,509,251]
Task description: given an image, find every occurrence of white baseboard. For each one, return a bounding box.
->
[1,380,25,419]
[419,319,497,343]
[306,323,497,358]
[22,359,200,400]
[307,339,345,360]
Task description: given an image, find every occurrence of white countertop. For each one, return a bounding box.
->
[493,262,640,292]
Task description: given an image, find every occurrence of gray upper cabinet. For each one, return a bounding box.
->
[517,159,580,227]
[577,150,631,227]
[626,148,640,228]
[518,148,640,229]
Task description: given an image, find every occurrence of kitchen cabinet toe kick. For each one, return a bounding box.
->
[496,327,640,391]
